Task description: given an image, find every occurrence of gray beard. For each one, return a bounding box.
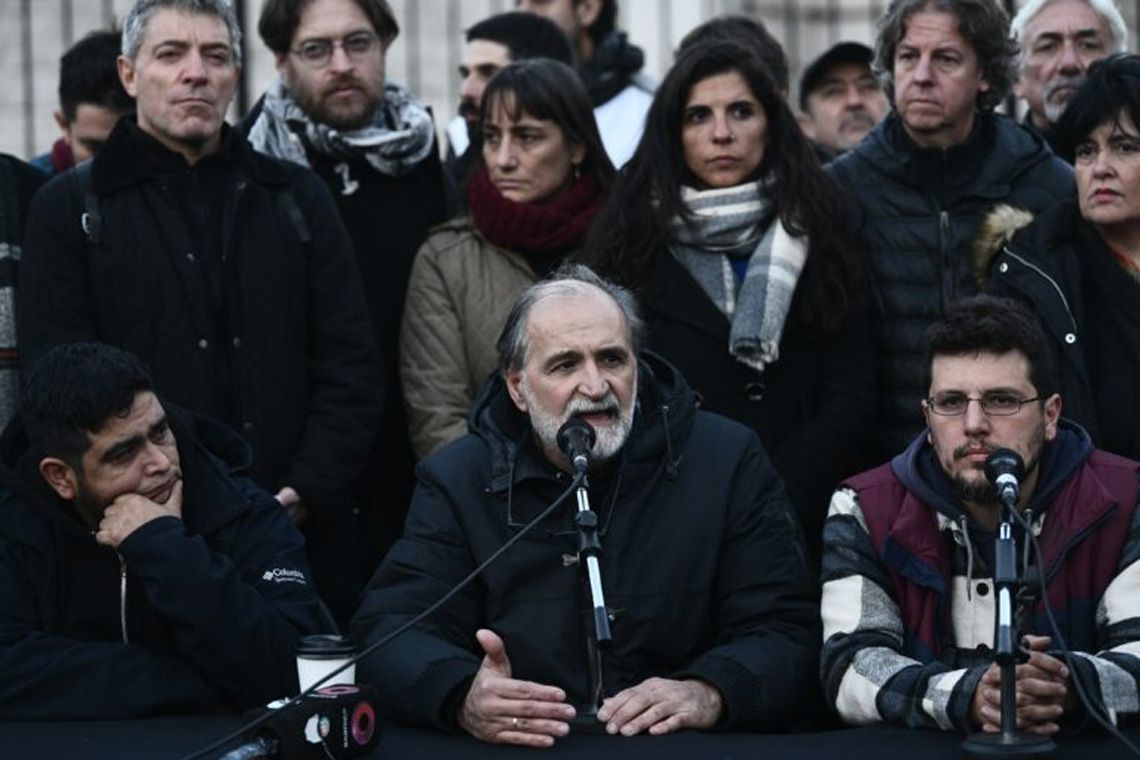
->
[1043,75,1085,124]
[520,380,636,468]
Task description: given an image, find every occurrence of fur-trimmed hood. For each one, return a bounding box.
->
[972,204,1034,288]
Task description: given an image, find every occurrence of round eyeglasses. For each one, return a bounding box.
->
[290,32,379,69]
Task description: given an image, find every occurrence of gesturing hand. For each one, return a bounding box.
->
[457,629,576,747]
[96,478,184,550]
[597,677,723,736]
[971,635,1069,735]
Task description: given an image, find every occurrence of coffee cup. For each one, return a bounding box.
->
[295,634,356,692]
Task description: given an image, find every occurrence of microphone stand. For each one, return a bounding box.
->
[962,487,1055,758]
[570,471,612,734]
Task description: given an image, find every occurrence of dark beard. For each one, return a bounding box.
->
[70,476,106,530]
[951,472,1000,507]
[953,449,1042,509]
[294,80,381,131]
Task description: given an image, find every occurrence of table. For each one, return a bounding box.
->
[3,716,1139,759]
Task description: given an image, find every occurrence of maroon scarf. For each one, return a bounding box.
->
[467,166,604,255]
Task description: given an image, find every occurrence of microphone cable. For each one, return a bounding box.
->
[180,470,587,760]
[1005,505,1140,757]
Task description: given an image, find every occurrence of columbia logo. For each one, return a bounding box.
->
[261,567,308,584]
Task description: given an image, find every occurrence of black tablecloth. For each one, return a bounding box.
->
[4,716,1139,759]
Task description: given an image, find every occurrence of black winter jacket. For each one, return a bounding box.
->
[351,353,821,733]
[0,406,335,719]
[240,99,455,584]
[641,251,877,561]
[827,111,1073,454]
[984,200,1140,460]
[17,119,383,519]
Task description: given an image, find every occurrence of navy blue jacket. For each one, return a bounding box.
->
[827,111,1073,455]
[0,406,335,719]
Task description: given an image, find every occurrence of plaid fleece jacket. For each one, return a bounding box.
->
[820,435,1140,731]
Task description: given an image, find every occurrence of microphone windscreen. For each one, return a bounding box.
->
[556,417,596,457]
[984,448,1025,484]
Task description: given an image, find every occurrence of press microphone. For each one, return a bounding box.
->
[557,417,596,474]
[985,448,1025,506]
[219,685,380,760]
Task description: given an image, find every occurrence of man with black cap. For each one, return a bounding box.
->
[797,42,888,161]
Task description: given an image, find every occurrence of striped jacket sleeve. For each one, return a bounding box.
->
[1068,499,1140,724]
[819,487,986,731]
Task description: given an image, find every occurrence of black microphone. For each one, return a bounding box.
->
[557,418,596,474]
[985,448,1025,506]
[220,685,381,760]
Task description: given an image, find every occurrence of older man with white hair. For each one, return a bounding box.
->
[352,264,820,747]
[1011,0,1128,154]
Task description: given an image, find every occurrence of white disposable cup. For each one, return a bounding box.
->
[296,656,355,692]
[295,634,356,692]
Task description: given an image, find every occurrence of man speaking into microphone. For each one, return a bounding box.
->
[352,264,820,746]
[820,296,1140,734]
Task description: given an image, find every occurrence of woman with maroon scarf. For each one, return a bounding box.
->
[400,59,615,459]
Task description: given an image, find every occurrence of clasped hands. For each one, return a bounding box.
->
[457,628,722,747]
[971,635,1074,735]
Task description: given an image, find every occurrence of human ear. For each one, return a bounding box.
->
[117,55,138,97]
[39,458,78,502]
[505,370,529,413]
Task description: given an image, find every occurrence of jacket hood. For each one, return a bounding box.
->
[581,31,646,106]
[889,418,1095,524]
[467,350,696,493]
[972,204,1035,288]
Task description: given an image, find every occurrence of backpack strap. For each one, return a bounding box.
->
[69,163,101,245]
[276,187,311,245]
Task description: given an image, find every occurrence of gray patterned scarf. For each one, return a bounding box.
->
[670,180,808,373]
[247,77,435,177]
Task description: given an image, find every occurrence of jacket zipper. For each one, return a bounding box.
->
[939,210,951,309]
[119,555,129,644]
[1000,247,1079,335]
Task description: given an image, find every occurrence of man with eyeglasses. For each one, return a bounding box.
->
[19,0,383,630]
[820,295,1140,734]
[246,2,452,616]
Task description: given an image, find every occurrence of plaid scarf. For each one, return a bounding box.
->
[247,78,435,177]
[670,180,807,373]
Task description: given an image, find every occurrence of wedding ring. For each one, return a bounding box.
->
[512,717,520,729]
